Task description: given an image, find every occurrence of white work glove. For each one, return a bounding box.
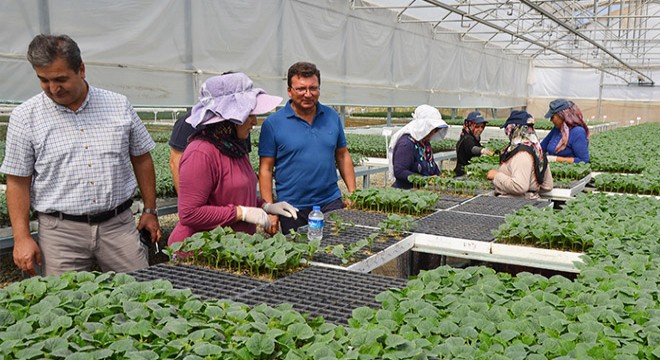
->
[481,148,495,156]
[237,206,271,228]
[546,155,557,162]
[264,202,299,219]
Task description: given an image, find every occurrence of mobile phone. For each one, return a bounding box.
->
[140,229,152,246]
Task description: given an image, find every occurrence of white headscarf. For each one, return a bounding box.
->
[387,105,448,179]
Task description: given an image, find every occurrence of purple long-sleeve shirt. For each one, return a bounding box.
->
[168,139,264,245]
[392,136,440,189]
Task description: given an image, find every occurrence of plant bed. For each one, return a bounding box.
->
[234,266,408,325]
[130,263,269,300]
[325,208,390,228]
[347,188,439,216]
[493,192,659,253]
[412,210,504,241]
[435,193,473,209]
[541,173,591,199]
[165,227,315,280]
[301,225,410,267]
[410,174,493,197]
[452,195,551,217]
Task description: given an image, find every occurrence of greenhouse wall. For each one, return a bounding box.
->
[0,0,528,109]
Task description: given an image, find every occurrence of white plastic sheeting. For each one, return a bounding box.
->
[0,0,529,108]
[529,66,660,102]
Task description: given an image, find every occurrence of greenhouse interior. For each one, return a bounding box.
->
[0,0,659,358]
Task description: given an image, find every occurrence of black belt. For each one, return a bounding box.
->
[43,199,133,224]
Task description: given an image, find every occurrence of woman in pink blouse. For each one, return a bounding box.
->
[168,73,297,245]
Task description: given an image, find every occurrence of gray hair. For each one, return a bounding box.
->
[27,34,82,72]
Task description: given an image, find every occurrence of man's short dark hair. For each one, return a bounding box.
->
[287,62,321,88]
[27,34,82,72]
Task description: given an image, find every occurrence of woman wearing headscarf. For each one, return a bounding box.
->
[388,105,449,189]
[454,111,495,177]
[487,110,553,199]
[540,99,590,163]
[168,73,298,245]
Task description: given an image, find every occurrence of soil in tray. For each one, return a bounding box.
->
[234,266,408,324]
[452,196,551,217]
[306,225,409,266]
[412,211,504,241]
[129,263,270,300]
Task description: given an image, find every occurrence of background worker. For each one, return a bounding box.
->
[540,99,590,163]
[454,111,495,177]
[388,104,449,189]
[487,111,553,199]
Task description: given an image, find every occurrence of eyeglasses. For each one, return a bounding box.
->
[290,86,320,95]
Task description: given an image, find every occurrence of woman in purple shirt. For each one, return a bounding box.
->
[540,99,590,163]
[387,105,449,189]
[168,73,297,245]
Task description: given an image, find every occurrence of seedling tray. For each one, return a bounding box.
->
[541,173,591,199]
[326,208,391,228]
[452,195,551,216]
[412,210,504,241]
[234,266,408,324]
[129,263,268,300]
[309,226,409,266]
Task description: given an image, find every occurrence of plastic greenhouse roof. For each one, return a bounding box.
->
[355,0,659,85]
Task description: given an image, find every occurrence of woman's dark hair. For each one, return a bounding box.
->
[287,62,320,88]
[27,34,82,72]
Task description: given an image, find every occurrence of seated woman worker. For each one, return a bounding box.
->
[388,105,449,189]
[540,99,590,163]
[487,110,553,199]
[454,111,494,177]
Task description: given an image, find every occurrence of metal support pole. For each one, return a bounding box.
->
[386,107,392,127]
[597,71,605,121]
[339,105,346,128]
[38,0,51,34]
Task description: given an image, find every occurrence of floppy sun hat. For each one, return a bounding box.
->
[187,72,282,128]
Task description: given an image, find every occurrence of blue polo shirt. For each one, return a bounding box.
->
[258,100,346,208]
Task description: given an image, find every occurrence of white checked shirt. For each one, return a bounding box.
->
[0,86,156,215]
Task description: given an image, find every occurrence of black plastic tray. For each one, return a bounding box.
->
[452,195,551,216]
[412,211,504,241]
[307,226,409,266]
[234,266,408,324]
[129,263,269,300]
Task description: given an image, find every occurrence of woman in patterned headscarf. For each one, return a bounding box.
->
[487,111,553,199]
[540,99,590,163]
[388,105,449,189]
[169,72,297,244]
[454,111,494,177]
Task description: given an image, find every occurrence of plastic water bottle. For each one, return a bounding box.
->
[308,206,324,240]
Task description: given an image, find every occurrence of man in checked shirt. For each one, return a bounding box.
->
[1,34,161,276]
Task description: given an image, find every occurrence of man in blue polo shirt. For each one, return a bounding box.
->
[258,62,356,234]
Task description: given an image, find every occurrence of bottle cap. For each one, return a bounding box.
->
[312,206,321,211]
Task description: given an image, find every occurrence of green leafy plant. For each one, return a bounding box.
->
[378,213,415,235]
[328,213,354,235]
[347,187,439,215]
[163,227,314,279]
